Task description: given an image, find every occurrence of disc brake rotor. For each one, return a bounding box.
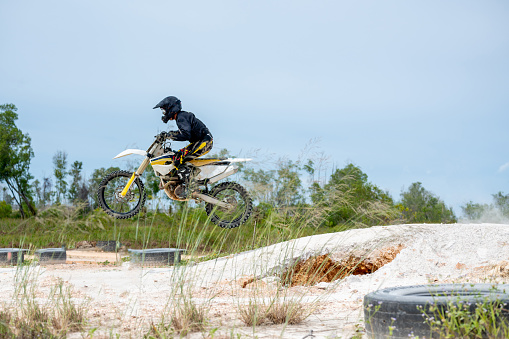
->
[114,186,134,202]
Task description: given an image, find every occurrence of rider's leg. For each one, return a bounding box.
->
[172,138,213,196]
[172,137,213,170]
[172,147,193,187]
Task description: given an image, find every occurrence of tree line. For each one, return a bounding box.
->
[1,103,508,225]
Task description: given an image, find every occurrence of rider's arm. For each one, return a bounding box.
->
[170,112,192,141]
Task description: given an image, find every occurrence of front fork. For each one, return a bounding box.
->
[120,157,150,197]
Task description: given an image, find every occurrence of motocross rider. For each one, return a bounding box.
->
[153,96,213,197]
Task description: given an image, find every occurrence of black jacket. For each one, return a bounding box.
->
[171,111,212,143]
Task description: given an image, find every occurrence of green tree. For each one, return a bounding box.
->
[303,159,315,177]
[42,176,54,206]
[461,191,509,221]
[1,186,9,203]
[53,150,68,204]
[144,168,160,200]
[31,179,42,207]
[243,167,275,203]
[68,160,88,205]
[0,200,12,218]
[0,104,36,217]
[88,166,120,208]
[210,148,231,159]
[312,163,397,227]
[492,191,509,217]
[461,201,490,221]
[243,159,304,207]
[400,182,456,223]
[274,160,304,207]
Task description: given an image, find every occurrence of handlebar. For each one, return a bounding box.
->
[147,132,174,154]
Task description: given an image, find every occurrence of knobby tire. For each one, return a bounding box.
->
[97,170,146,219]
[205,182,253,228]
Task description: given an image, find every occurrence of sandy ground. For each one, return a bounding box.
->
[1,223,508,338]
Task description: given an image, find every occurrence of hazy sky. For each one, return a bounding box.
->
[1,1,508,214]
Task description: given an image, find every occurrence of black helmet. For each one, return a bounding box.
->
[153,96,182,123]
[153,96,182,113]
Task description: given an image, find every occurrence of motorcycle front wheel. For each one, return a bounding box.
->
[205,182,253,229]
[97,170,146,219]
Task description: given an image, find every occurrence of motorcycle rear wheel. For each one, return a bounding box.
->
[205,182,253,228]
[97,170,146,219]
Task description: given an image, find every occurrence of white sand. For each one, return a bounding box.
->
[0,223,508,338]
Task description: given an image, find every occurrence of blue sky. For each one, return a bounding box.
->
[1,1,508,214]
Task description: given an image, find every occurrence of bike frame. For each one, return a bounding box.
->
[119,139,161,197]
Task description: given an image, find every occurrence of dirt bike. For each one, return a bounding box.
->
[97,133,253,228]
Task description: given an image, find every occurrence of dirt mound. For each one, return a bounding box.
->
[282,245,404,287]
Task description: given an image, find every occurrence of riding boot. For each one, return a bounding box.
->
[177,165,191,184]
[175,165,192,199]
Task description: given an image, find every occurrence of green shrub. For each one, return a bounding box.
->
[0,201,12,218]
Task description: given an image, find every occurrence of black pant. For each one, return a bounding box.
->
[172,135,213,169]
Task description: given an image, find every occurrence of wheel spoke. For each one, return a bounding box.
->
[205,182,253,228]
[213,190,241,221]
[98,170,146,219]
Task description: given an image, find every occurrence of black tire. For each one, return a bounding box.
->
[205,182,253,229]
[97,170,146,219]
[363,284,509,339]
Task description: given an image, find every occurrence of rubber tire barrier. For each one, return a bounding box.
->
[363,284,509,339]
[97,170,146,219]
[0,248,28,265]
[205,182,253,229]
[128,248,186,265]
[35,247,67,264]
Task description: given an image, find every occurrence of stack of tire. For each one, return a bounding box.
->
[364,284,509,339]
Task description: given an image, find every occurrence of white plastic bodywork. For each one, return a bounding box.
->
[195,158,251,182]
[208,168,238,184]
[151,157,251,180]
[113,150,251,182]
[195,164,228,180]
[152,161,175,176]
[113,149,147,159]
[225,158,252,163]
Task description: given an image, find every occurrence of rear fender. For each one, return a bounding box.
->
[196,164,229,180]
[196,163,240,182]
[226,158,252,163]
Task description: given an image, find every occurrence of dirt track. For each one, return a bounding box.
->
[1,223,508,338]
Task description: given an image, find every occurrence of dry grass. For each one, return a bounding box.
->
[236,245,406,330]
[238,294,312,327]
[50,280,86,333]
[146,296,208,338]
[265,298,309,325]
[238,300,267,326]
[0,301,84,338]
[171,297,207,335]
[1,268,87,338]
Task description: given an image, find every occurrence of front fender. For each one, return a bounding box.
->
[113,149,147,159]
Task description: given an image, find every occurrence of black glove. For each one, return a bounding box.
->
[156,131,169,141]
[167,131,180,140]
